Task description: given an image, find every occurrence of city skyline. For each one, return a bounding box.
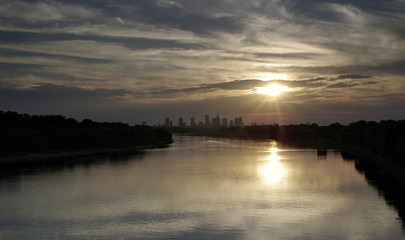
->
[161,114,244,128]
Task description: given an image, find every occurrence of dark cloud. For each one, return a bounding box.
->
[201,79,267,90]
[0,62,47,79]
[123,0,243,35]
[288,0,403,22]
[327,81,378,88]
[0,62,46,70]
[253,52,323,60]
[49,0,244,36]
[0,83,129,118]
[0,48,114,64]
[0,30,204,50]
[283,60,405,76]
[327,82,358,88]
[335,74,372,80]
[5,84,127,100]
[138,79,281,98]
[129,80,251,98]
[134,77,382,99]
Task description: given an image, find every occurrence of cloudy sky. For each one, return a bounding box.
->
[1,0,404,125]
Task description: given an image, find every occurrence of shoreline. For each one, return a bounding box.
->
[188,132,405,226]
[0,143,171,165]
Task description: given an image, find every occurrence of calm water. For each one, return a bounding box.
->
[0,135,403,240]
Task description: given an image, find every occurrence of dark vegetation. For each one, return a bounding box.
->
[0,111,172,155]
[178,121,405,182]
[172,120,405,169]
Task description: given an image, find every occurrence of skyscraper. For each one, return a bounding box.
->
[178,117,185,127]
[190,117,196,127]
[212,114,221,127]
[234,117,244,127]
[205,115,210,126]
[222,118,228,127]
[165,117,170,127]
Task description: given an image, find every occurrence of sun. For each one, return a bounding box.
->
[255,83,293,96]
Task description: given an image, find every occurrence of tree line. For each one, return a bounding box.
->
[186,120,405,168]
[0,111,172,153]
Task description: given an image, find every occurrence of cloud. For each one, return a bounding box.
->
[0,0,404,125]
[128,76,380,100]
[115,17,125,24]
[0,79,403,126]
[0,30,204,50]
[0,48,114,64]
[0,83,129,116]
[253,52,324,60]
[335,74,371,80]
[0,0,99,22]
[327,81,377,89]
[156,0,183,9]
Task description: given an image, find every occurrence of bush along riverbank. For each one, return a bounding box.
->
[0,111,173,161]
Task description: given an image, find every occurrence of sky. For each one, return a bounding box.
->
[1,0,405,126]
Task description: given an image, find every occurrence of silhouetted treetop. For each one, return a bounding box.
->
[0,111,172,153]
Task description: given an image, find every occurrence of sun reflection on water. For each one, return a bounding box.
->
[258,143,286,185]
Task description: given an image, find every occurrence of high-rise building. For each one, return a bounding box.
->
[190,117,196,127]
[165,117,170,127]
[229,120,234,127]
[205,115,210,126]
[234,117,244,127]
[222,118,228,127]
[178,117,185,127]
[212,114,221,127]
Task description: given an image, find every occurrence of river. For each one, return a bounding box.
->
[0,135,403,239]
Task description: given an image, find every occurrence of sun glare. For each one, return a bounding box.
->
[256,83,293,97]
[255,73,289,80]
[258,144,287,185]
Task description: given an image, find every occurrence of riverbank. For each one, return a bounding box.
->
[0,111,173,164]
[0,143,171,165]
[179,129,405,226]
[340,144,405,227]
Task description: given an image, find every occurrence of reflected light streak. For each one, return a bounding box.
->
[259,145,286,185]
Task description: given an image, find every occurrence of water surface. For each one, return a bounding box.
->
[0,135,403,239]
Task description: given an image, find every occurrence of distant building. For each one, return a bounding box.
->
[212,114,221,127]
[178,117,186,127]
[162,114,244,128]
[234,117,244,127]
[205,115,210,126]
[165,117,170,127]
[222,118,228,128]
[142,121,147,126]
